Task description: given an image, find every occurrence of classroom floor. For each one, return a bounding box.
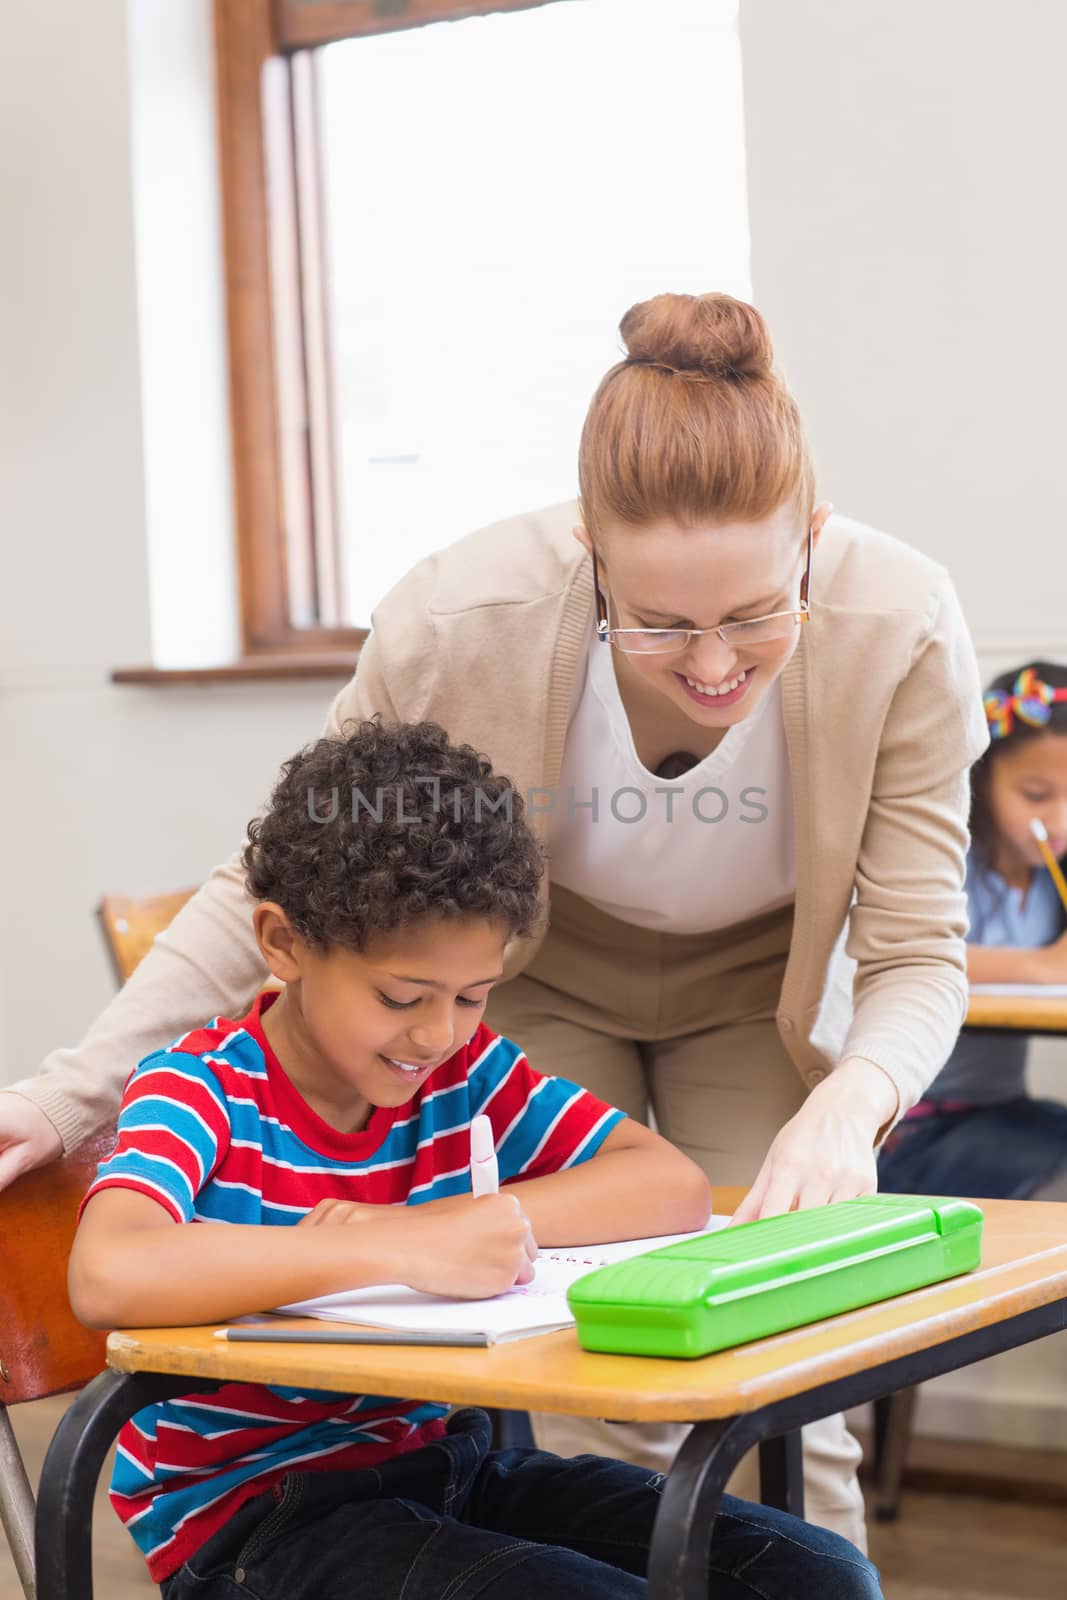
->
[4,1396,1066,1600]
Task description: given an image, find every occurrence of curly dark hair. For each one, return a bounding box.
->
[242,719,544,950]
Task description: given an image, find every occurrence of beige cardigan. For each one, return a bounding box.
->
[16,504,988,1152]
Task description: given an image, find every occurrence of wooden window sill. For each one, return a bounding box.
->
[111,652,358,686]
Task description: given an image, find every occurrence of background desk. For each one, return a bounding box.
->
[35,1193,1067,1600]
[965,990,1067,1034]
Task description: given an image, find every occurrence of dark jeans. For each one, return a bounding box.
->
[160,1408,882,1600]
[878,1096,1067,1200]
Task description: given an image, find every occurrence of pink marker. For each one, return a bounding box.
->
[469,1115,499,1197]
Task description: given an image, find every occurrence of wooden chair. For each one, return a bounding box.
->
[0,1130,114,1598]
[0,890,194,1593]
[96,890,196,986]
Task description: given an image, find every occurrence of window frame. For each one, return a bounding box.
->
[212,0,564,672]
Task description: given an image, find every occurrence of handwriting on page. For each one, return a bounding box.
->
[506,1252,604,1299]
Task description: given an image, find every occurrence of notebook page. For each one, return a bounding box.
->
[274,1218,730,1344]
[969,983,1067,996]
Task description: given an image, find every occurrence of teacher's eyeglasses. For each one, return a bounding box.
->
[592,526,813,655]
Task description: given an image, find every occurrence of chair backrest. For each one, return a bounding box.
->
[0,1130,113,1407]
[0,1133,115,1597]
[0,892,193,1594]
[96,889,195,985]
[1,888,193,1404]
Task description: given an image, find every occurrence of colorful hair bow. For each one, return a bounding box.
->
[983,668,1067,739]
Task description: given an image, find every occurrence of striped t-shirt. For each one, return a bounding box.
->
[83,991,624,1580]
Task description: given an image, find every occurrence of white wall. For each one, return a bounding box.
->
[740,0,1067,676]
[740,0,1067,1451]
[0,0,330,1079]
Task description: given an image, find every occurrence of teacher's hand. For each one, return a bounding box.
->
[0,1092,63,1191]
[729,1057,899,1224]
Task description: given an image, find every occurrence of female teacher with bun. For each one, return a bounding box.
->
[0,293,988,1545]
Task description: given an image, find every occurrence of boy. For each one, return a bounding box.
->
[70,719,882,1599]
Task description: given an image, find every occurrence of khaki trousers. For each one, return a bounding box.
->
[484,884,867,1552]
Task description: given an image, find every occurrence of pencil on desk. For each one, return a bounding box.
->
[214,1327,491,1347]
[1029,818,1067,917]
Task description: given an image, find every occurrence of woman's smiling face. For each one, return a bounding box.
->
[578,501,830,730]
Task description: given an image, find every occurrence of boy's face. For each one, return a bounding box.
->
[257,913,508,1130]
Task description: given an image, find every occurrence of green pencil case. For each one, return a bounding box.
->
[567,1195,983,1359]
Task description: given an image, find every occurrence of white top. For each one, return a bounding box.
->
[548,634,796,934]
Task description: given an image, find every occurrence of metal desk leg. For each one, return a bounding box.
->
[487,1408,535,1450]
[34,1370,220,1600]
[872,1386,917,1521]
[648,1296,1067,1599]
[758,1430,805,1518]
[647,1415,763,1600]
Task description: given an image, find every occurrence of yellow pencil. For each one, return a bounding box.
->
[1029,818,1067,917]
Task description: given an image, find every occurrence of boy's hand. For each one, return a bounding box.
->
[296,1192,538,1299]
[395,1193,538,1299]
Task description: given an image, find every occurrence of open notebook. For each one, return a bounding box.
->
[274,1219,730,1345]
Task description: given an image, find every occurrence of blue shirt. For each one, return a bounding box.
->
[925,854,1065,1105]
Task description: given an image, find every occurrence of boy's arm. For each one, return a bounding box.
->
[70,1187,537,1329]
[71,1041,541,1330]
[503,1118,711,1246]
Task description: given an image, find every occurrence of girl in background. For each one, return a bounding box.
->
[879,663,1067,1200]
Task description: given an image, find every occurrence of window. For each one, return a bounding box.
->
[215,0,749,666]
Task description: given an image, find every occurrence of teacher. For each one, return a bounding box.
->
[0,293,988,1546]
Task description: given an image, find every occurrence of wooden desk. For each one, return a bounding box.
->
[35,1193,1067,1600]
[965,990,1067,1033]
